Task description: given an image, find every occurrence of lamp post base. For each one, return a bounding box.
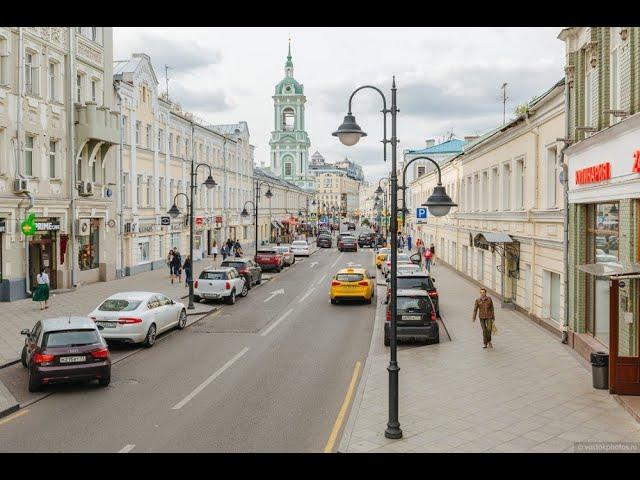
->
[385,361,402,439]
[384,425,403,439]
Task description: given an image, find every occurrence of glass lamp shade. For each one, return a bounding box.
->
[168,204,181,218]
[203,175,217,189]
[332,114,367,146]
[265,188,273,199]
[423,185,457,217]
[375,185,384,195]
[241,208,249,217]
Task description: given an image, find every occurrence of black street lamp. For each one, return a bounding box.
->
[333,78,403,439]
[376,178,389,238]
[167,160,216,310]
[241,180,273,259]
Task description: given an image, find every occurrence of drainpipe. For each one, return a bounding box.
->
[530,124,540,315]
[16,27,23,178]
[222,136,228,239]
[561,78,571,344]
[68,28,78,287]
[22,193,34,295]
[115,83,125,277]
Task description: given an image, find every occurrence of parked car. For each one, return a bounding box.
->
[375,248,391,269]
[21,317,111,392]
[337,232,355,242]
[338,236,358,252]
[256,247,285,272]
[89,292,187,347]
[397,263,421,276]
[382,252,415,277]
[291,240,310,257]
[330,267,375,304]
[358,232,381,248]
[347,222,356,231]
[220,258,262,288]
[317,234,333,248]
[385,272,439,316]
[274,245,296,266]
[384,289,439,346]
[194,267,247,304]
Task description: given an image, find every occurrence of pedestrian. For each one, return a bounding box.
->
[221,244,229,261]
[33,267,50,310]
[276,234,281,246]
[172,249,182,284]
[227,238,233,252]
[473,287,495,349]
[407,234,413,252]
[430,243,435,256]
[167,248,175,282]
[211,240,218,262]
[424,248,433,272]
[182,255,192,288]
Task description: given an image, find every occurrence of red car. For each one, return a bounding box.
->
[255,247,284,272]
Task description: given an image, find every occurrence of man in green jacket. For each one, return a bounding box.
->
[473,288,495,349]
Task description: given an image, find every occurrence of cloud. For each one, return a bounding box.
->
[169,83,235,112]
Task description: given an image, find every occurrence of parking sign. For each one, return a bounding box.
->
[416,207,428,221]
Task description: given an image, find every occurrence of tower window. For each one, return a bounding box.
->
[284,162,292,176]
[283,108,295,131]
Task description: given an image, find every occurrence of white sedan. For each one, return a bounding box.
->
[382,253,414,277]
[291,240,310,257]
[89,292,187,348]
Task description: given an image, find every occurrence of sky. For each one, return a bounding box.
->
[113,27,565,182]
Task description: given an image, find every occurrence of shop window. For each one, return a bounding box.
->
[78,218,100,271]
[138,239,150,263]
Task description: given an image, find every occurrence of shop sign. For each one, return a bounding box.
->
[195,217,203,225]
[633,150,640,173]
[36,219,61,231]
[160,216,171,226]
[0,219,5,233]
[575,162,611,185]
[139,224,155,233]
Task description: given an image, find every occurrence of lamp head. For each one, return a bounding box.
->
[332,114,367,146]
[422,185,457,217]
[375,185,384,195]
[241,207,249,217]
[203,175,217,189]
[265,187,273,199]
[168,204,181,218]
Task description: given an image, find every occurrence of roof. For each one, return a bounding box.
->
[476,232,514,243]
[108,291,156,299]
[203,267,236,272]
[337,267,367,273]
[41,317,98,332]
[397,272,432,278]
[254,167,310,194]
[405,138,467,155]
[396,289,429,297]
[209,122,250,138]
[221,258,250,263]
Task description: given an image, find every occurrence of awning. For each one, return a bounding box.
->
[476,232,513,243]
[578,261,640,278]
[271,221,283,229]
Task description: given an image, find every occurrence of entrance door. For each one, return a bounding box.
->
[610,278,640,395]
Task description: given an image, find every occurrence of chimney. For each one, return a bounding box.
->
[425,139,435,148]
[464,135,479,143]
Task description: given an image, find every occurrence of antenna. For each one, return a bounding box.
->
[164,65,172,99]
[500,83,509,125]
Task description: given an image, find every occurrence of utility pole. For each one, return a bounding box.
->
[501,82,508,125]
[165,65,171,99]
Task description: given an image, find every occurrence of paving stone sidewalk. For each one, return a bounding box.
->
[339,262,640,453]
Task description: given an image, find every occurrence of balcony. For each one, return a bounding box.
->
[75,101,120,149]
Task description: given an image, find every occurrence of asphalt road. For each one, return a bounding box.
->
[0,234,377,452]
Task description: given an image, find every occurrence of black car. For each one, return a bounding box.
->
[317,234,333,248]
[338,236,358,252]
[358,232,380,248]
[384,289,439,346]
[220,258,262,288]
[384,273,439,316]
[347,223,356,231]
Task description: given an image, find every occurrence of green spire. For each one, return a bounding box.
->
[286,37,293,68]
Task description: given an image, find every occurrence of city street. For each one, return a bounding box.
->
[0,242,377,452]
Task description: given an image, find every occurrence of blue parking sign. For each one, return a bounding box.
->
[416,207,428,219]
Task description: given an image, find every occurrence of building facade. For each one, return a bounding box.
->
[560,27,640,393]
[268,42,312,190]
[408,79,566,334]
[0,27,119,301]
[309,152,362,220]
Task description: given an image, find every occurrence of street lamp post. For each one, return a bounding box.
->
[376,178,389,239]
[167,158,216,310]
[332,78,456,440]
[241,180,273,260]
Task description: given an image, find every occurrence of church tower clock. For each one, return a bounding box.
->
[269,40,312,190]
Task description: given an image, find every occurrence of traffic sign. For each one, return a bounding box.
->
[160,216,171,226]
[416,207,428,219]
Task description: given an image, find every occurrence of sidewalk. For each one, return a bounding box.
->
[339,262,640,453]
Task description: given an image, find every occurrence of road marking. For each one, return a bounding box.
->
[0,409,29,427]
[316,273,327,286]
[309,261,319,269]
[330,253,344,268]
[297,287,316,304]
[324,361,362,453]
[260,308,294,337]
[172,347,250,410]
[264,288,285,303]
[119,444,136,453]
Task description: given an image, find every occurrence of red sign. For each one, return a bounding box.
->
[195,217,203,225]
[633,150,640,173]
[215,216,223,223]
[575,162,611,185]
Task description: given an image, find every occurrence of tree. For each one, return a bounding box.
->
[362,218,370,227]
[514,103,529,117]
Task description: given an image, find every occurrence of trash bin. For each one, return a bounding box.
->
[590,351,609,390]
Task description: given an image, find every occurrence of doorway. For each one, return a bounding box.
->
[29,233,57,290]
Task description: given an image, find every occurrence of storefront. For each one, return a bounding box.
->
[567,113,640,394]
[29,218,61,290]
[78,218,100,273]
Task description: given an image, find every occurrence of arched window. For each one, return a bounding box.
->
[282,108,295,131]
[284,162,292,176]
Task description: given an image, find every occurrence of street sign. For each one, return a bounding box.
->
[416,207,428,220]
[160,216,171,226]
[195,217,203,225]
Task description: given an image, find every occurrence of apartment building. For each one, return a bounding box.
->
[309,151,362,218]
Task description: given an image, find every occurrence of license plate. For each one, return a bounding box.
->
[203,293,221,299]
[402,315,422,320]
[60,356,86,363]
[96,321,116,328]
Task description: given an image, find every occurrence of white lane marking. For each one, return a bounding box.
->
[172,347,250,410]
[119,444,136,453]
[297,287,316,304]
[263,288,285,303]
[330,253,344,268]
[309,261,319,269]
[316,273,327,286]
[260,308,294,337]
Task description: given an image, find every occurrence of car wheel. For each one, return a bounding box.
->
[330,298,338,305]
[21,345,28,368]
[143,323,157,348]
[177,309,187,329]
[240,283,249,297]
[275,266,281,273]
[98,375,111,387]
[28,372,42,392]
[226,290,236,305]
[365,297,372,305]
[384,337,390,347]
[193,295,201,303]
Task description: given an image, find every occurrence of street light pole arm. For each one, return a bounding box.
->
[172,192,190,208]
[348,85,389,162]
[195,162,213,177]
[402,155,443,188]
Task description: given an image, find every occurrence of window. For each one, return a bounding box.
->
[176,135,181,155]
[142,86,146,103]
[91,79,97,103]
[25,52,38,95]
[284,162,292,176]
[0,36,8,86]
[78,218,100,271]
[159,177,164,207]
[543,270,561,324]
[24,135,34,176]
[137,175,142,205]
[610,28,622,124]
[76,74,82,103]
[146,125,151,148]
[138,238,150,263]
[585,69,593,127]
[136,121,141,146]
[283,108,295,131]
[514,158,525,209]
[473,174,480,211]
[158,129,163,152]
[482,171,489,211]
[491,167,499,211]
[49,141,57,178]
[91,27,97,42]
[91,160,96,182]
[546,146,559,208]
[169,133,173,153]
[417,165,426,177]
[48,62,56,102]
[122,115,128,143]
[169,179,175,202]
[502,163,511,210]
[147,177,152,206]
[123,172,129,207]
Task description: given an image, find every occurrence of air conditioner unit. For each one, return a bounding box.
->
[13,179,29,194]
[77,218,91,236]
[78,181,94,197]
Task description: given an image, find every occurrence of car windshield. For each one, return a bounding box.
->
[43,329,101,348]
[342,237,356,242]
[397,297,431,313]
[336,273,364,282]
[275,247,290,253]
[292,242,307,246]
[98,299,142,311]
[200,271,228,280]
[397,277,435,290]
[398,265,420,273]
[221,262,245,270]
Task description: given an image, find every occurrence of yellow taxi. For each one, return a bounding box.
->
[330,267,375,305]
[375,248,391,269]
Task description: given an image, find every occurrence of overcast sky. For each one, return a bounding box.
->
[113,27,565,182]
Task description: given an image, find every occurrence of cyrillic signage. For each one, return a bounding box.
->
[575,162,611,185]
[633,150,640,173]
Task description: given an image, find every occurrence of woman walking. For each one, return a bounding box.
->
[167,248,175,282]
[211,240,218,262]
[182,255,193,288]
[33,268,50,310]
[171,250,182,284]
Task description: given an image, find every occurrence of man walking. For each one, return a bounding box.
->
[407,233,412,252]
[472,288,495,349]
